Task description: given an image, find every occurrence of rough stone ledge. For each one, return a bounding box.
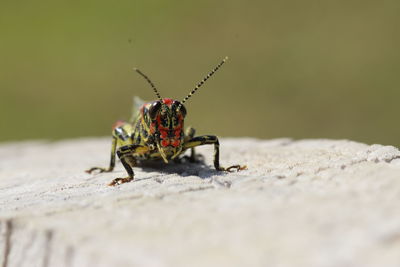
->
[0,138,400,267]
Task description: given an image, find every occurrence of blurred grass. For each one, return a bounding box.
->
[0,0,399,146]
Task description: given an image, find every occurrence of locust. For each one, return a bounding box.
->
[86,57,246,186]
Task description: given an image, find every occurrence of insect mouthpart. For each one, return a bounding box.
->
[156,143,182,163]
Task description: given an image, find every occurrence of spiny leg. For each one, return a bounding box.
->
[184,135,246,172]
[86,136,117,174]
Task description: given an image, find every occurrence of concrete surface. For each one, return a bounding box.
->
[0,137,400,267]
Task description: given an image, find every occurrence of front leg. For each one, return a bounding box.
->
[183,135,246,172]
[108,144,147,186]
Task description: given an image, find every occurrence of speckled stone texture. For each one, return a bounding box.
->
[0,138,400,267]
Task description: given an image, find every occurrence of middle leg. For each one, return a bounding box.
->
[185,127,197,162]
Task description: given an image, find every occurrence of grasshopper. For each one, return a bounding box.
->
[86,57,246,186]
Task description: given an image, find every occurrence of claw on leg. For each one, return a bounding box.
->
[85,167,112,174]
[108,177,134,186]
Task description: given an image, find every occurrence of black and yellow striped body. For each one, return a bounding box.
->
[86,58,245,186]
[86,99,244,186]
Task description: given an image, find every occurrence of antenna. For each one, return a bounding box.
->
[134,68,163,102]
[178,57,228,110]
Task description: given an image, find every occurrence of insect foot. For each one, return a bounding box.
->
[108,177,134,186]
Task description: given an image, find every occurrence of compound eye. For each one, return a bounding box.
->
[173,101,186,117]
[149,101,162,119]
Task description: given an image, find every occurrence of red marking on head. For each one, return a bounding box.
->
[172,140,180,147]
[158,125,169,131]
[160,130,168,139]
[155,114,164,126]
[112,120,126,130]
[161,139,169,147]
[162,98,173,106]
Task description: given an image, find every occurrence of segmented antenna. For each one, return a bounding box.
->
[134,68,163,102]
[178,57,228,110]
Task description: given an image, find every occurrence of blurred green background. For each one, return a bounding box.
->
[1,0,399,146]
